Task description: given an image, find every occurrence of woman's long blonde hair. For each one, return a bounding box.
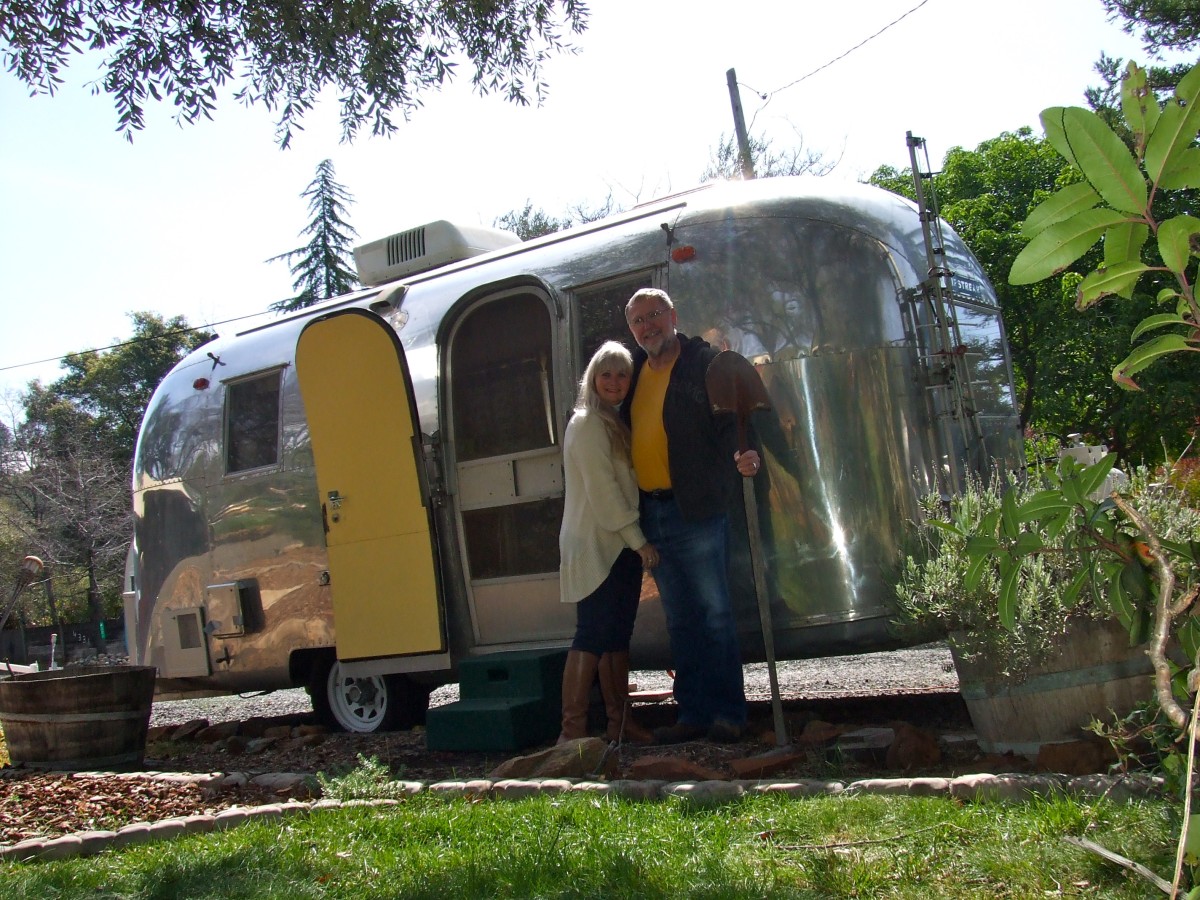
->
[575,341,633,457]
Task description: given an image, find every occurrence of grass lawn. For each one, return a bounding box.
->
[0,790,1180,898]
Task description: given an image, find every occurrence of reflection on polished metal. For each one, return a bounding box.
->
[126,177,1022,712]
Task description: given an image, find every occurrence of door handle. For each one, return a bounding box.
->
[327,490,345,523]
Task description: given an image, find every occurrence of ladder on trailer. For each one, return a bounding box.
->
[905,131,990,495]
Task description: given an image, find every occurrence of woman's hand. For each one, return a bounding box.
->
[734,449,761,477]
[636,543,659,570]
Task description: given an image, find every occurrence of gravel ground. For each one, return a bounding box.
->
[0,643,1029,850]
[148,643,958,727]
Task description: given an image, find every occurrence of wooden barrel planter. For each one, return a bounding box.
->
[951,619,1156,759]
[0,666,156,770]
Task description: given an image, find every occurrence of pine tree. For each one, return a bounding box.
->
[269,160,359,313]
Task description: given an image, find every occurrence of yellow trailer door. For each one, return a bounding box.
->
[295,309,443,661]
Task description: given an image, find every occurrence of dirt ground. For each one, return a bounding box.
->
[132,646,974,781]
[2,647,996,846]
[149,691,977,778]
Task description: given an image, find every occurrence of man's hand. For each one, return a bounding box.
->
[734,450,761,477]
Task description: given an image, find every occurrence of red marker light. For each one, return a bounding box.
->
[671,245,697,263]
[193,378,210,390]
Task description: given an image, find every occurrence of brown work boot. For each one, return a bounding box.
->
[598,651,653,744]
[652,721,707,744]
[557,650,600,744]
[706,719,745,743]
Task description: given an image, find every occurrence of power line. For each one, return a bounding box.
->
[745,0,933,131]
[11,4,934,382]
[0,310,270,376]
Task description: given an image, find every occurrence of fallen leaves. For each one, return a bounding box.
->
[0,772,273,845]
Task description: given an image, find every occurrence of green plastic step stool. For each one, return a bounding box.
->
[426,696,558,752]
[458,648,568,701]
[425,648,568,752]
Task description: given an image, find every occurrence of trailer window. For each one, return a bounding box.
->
[949,302,1016,412]
[462,498,564,578]
[575,274,653,360]
[225,371,282,473]
[452,294,555,462]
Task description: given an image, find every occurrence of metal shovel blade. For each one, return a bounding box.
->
[705,351,789,746]
[706,350,770,450]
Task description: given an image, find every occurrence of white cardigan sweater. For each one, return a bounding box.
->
[558,409,647,603]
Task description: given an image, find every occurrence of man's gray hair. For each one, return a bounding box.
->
[625,287,674,315]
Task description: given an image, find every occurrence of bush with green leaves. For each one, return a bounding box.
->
[316,755,410,802]
[923,54,1200,897]
[1167,456,1200,508]
[896,460,1200,676]
[895,471,1089,676]
[994,57,1200,736]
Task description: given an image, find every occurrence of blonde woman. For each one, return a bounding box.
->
[558,341,658,743]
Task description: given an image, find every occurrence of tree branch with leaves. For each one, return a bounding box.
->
[1010,62,1200,386]
[1,1,590,146]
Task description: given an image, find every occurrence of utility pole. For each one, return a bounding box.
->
[726,68,755,181]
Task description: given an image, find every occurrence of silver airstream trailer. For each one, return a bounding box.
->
[124,177,1023,732]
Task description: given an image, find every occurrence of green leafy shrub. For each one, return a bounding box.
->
[1166,456,1200,509]
[895,471,1093,676]
[895,462,1200,677]
[316,754,410,801]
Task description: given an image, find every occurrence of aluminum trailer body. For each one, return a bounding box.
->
[125,177,1022,730]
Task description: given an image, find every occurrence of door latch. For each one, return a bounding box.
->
[327,490,345,523]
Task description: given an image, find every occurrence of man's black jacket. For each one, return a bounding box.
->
[621,333,740,522]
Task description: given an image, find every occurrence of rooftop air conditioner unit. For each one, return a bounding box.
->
[354,220,521,286]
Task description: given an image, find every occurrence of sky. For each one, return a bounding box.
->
[0,0,1176,405]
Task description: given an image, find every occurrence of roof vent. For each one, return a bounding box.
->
[354,220,521,286]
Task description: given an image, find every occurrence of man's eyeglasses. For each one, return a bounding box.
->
[628,307,671,328]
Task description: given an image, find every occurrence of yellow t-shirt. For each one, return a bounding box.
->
[630,360,674,490]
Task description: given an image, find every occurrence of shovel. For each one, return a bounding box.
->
[705,351,789,747]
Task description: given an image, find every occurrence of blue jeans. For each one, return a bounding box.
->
[640,494,747,727]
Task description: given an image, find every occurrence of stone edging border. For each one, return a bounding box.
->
[0,770,1165,864]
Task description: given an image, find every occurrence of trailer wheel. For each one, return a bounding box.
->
[308,657,429,733]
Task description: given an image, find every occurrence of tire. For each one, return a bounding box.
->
[308,655,430,733]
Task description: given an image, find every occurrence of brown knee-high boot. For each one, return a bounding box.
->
[558,650,600,743]
[598,651,653,744]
